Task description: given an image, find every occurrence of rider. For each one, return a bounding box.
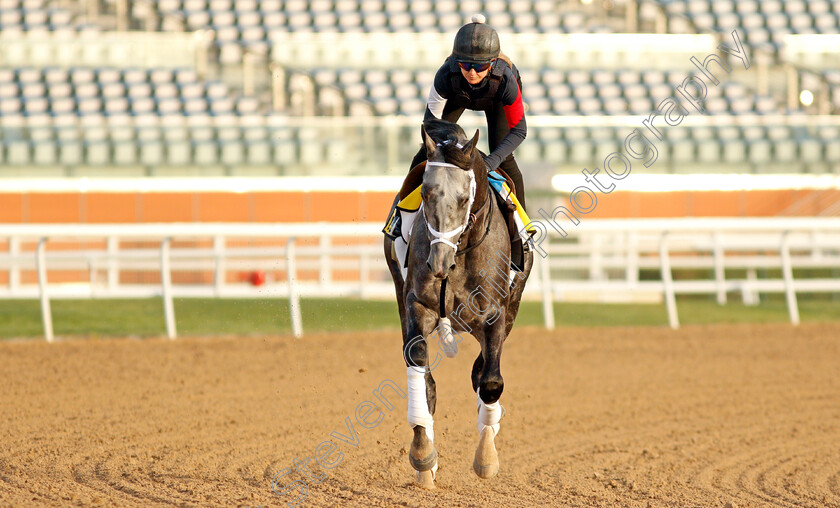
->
[410,14,528,210]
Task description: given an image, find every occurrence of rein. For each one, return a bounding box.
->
[456,185,493,257]
[423,151,496,328]
[438,185,493,322]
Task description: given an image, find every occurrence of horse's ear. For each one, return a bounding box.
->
[465,129,480,157]
[422,124,437,157]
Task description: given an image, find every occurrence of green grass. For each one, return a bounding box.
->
[1,295,838,340]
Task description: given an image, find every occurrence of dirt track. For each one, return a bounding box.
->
[2,323,840,507]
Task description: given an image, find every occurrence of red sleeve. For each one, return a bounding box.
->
[503,85,525,130]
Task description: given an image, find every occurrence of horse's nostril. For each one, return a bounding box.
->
[449,263,456,271]
[426,260,433,271]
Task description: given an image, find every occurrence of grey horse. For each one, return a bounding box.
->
[383,118,533,489]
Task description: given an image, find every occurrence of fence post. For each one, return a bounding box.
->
[160,238,177,339]
[9,236,20,292]
[659,231,679,330]
[780,231,800,325]
[319,234,331,287]
[359,249,369,300]
[213,235,225,296]
[713,232,727,304]
[625,231,638,284]
[287,237,303,338]
[539,251,555,330]
[36,238,54,343]
[742,268,759,306]
[810,230,821,260]
[107,236,118,290]
[588,234,603,281]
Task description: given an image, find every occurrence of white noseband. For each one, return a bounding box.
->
[424,161,476,251]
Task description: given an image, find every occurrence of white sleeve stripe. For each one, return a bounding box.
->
[427,85,447,119]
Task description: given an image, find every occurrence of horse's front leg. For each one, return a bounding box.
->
[473,318,506,479]
[403,295,440,489]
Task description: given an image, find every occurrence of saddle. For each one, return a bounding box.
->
[400,160,426,200]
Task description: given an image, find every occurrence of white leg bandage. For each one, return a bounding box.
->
[476,389,502,436]
[407,366,434,442]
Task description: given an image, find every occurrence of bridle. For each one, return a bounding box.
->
[422,160,493,256]
[420,143,496,332]
[423,161,475,251]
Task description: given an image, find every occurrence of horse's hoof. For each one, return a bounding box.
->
[409,446,438,471]
[415,468,436,489]
[473,427,499,479]
[409,426,438,471]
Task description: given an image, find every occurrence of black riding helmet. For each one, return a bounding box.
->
[452,14,500,64]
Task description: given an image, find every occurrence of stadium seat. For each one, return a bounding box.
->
[245,140,271,165]
[58,140,83,166]
[112,141,138,165]
[748,139,772,165]
[798,138,822,163]
[31,140,56,165]
[697,139,721,163]
[774,139,797,162]
[220,139,245,166]
[671,140,696,163]
[139,140,164,166]
[84,141,110,165]
[273,139,297,165]
[193,140,218,165]
[166,140,192,165]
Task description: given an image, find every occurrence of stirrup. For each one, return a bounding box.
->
[383,205,402,239]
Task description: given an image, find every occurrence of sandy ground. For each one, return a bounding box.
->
[1,323,840,508]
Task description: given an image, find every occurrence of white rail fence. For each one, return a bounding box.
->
[1,218,839,341]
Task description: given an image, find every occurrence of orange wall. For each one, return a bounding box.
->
[0,191,397,223]
[0,189,834,224]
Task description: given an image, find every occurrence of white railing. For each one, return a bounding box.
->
[0,31,205,69]
[536,218,840,329]
[782,34,840,70]
[2,218,839,341]
[269,33,717,71]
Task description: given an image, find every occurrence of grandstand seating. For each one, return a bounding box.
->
[0,0,99,33]
[310,67,790,117]
[141,1,615,65]
[149,0,611,35]
[0,0,838,174]
[0,66,261,117]
[657,0,840,52]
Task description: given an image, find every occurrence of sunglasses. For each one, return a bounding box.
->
[457,61,493,73]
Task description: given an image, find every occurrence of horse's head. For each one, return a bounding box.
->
[420,120,482,279]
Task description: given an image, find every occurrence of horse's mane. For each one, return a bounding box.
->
[422,118,477,170]
[423,118,466,145]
